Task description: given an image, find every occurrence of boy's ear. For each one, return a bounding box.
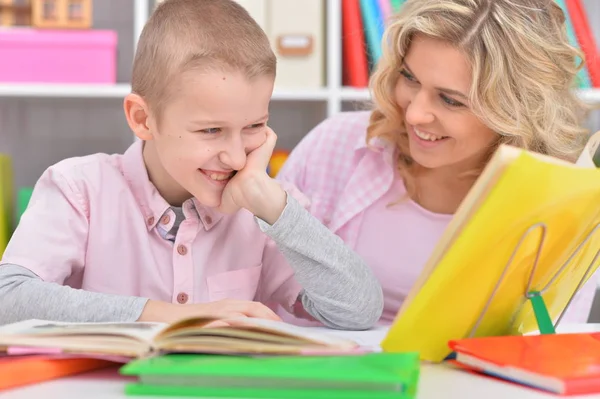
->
[124,93,153,141]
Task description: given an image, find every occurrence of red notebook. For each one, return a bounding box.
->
[0,355,116,391]
[449,333,600,395]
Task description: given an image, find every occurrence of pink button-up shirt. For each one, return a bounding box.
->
[277,110,597,325]
[1,140,302,310]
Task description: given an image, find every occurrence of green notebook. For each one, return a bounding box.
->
[121,352,420,399]
[0,155,14,257]
[16,187,33,223]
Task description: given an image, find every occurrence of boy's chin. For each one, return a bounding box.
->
[189,191,222,209]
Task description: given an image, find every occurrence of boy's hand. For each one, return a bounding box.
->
[138,299,282,324]
[219,127,287,224]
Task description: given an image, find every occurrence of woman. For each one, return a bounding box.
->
[277,0,596,325]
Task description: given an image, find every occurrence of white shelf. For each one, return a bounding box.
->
[340,87,371,101]
[576,88,600,103]
[338,87,600,105]
[133,0,149,51]
[271,88,330,101]
[0,83,332,101]
[0,83,132,98]
[0,83,597,108]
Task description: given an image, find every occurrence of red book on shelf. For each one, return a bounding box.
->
[566,0,600,87]
[449,333,600,396]
[342,0,370,88]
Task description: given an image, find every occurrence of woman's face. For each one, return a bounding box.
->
[395,34,498,171]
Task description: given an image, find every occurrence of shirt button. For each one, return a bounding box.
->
[177,244,188,255]
[205,215,212,225]
[160,214,171,225]
[146,216,155,226]
[177,292,189,304]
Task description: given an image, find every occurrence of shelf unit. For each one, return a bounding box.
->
[0,0,600,110]
[0,83,336,101]
[1,0,599,108]
[1,0,600,193]
[1,83,599,105]
[0,0,599,113]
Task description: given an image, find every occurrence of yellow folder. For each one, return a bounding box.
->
[381,139,600,362]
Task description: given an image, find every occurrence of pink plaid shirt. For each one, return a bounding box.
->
[277,110,596,325]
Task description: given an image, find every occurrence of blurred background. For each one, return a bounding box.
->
[0,0,599,252]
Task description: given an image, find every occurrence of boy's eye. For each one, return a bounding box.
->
[200,127,221,134]
[247,123,265,129]
[440,94,465,107]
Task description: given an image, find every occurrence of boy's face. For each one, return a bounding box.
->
[145,69,274,208]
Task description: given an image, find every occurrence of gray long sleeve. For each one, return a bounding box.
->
[256,194,383,330]
[0,194,382,330]
[0,264,148,325]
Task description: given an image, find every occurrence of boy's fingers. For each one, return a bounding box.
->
[245,128,277,172]
[241,302,281,321]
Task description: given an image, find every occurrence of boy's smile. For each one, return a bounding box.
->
[198,169,236,187]
[136,69,274,208]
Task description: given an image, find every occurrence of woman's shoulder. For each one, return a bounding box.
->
[324,110,372,129]
[278,110,375,197]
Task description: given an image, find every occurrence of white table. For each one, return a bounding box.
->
[4,362,600,399]
[3,324,600,399]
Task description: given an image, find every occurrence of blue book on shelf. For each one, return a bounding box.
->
[554,0,592,88]
[360,0,384,67]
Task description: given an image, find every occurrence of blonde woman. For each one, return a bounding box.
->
[277,0,596,325]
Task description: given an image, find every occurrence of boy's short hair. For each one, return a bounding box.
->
[131,0,276,116]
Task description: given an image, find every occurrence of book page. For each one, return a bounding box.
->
[306,326,389,352]
[205,317,360,348]
[0,319,166,343]
[576,130,600,168]
[157,316,364,353]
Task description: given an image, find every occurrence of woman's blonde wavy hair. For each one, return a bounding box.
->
[368,0,590,182]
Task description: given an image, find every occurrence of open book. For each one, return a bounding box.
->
[0,317,360,360]
[382,131,600,362]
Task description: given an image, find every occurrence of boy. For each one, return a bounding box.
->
[0,0,383,329]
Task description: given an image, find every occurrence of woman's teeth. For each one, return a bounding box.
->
[414,128,447,142]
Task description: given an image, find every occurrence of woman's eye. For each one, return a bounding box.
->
[440,94,465,107]
[400,69,417,83]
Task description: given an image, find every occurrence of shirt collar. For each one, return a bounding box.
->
[121,140,223,231]
[191,198,223,231]
[354,132,396,167]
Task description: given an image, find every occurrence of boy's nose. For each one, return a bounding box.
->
[219,139,247,171]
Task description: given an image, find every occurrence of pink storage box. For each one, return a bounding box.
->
[0,29,117,84]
